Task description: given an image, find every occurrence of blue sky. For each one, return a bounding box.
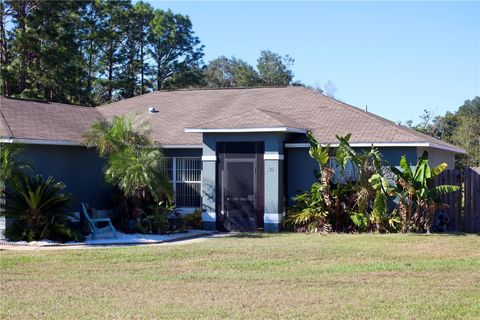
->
[151,1,480,123]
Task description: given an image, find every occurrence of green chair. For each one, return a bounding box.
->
[81,203,118,240]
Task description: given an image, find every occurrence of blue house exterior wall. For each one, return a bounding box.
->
[16,145,201,212]
[286,146,418,204]
[2,141,451,238]
[18,145,112,211]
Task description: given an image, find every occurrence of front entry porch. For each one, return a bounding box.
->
[199,132,289,232]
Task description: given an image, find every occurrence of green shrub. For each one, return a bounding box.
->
[350,212,369,232]
[284,183,331,233]
[184,209,203,229]
[46,223,84,242]
[148,205,170,234]
[84,116,172,203]
[389,151,460,232]
[168,214,186,232]
[2,175,78,242]
[0,143,31,199]
[293,130,459,234]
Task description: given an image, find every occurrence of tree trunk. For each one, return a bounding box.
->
[18,0,27,92]
[129,48,135,97]
[108,41,113,101]
[0,2,9,95]
[140,41,145,94]
[87,40,94,96]
[156,63,162,91]
[335,185,342,231]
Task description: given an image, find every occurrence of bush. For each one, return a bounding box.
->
[46,223,84,242]
[2,175,79,242]
[290,131,459,234]
[148,205,170,234]
[284,183,331,233]
[184,209,202,230]
[168,213,186,232]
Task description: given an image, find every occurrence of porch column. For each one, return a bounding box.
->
[201,154,217,230]
[264,152,285,232]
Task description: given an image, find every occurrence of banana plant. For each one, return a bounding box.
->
[368,173,400,231]
[285,182,330,233]
[307,130,330,171]
[389,151,459,232]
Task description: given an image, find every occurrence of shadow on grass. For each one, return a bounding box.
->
[227,233,264,238]
[225,231,479,238]
[437,231,480,236]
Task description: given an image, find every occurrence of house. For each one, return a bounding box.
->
[0,87,466,234]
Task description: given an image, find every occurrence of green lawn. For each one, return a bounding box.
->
[1,234,479,319]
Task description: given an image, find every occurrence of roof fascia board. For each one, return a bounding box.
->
[0,138,81,146]
[285,142,429,148]
[285,142,466,154]
[426,143,467,154]
[185,127,307,134]
[158,144,203,149]
[1,138,204,149]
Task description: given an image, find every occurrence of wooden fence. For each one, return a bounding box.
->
[433,167,480,233]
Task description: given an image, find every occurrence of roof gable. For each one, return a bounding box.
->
[186,108,306,132]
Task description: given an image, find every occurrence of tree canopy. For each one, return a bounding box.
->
[1,0,204,105]
[1,1,300,106]
[204,51,294,88]
[407,97,480,167]
[257,50,294,86]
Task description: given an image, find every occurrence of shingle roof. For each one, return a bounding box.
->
[0,97,102,143]
[0,87,465,153]
[186,108,306,130]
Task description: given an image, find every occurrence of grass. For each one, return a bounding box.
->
[1,233,479,319]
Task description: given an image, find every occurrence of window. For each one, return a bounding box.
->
[163,157,202,208]
[329,157,358,184]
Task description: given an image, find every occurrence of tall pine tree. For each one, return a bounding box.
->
[148,9,203,90]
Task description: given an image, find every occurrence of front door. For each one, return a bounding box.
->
[224,158,256,231]
[217,142,264,232]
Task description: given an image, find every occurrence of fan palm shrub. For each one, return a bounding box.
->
[1,175,80,242]
[83,116,150,157]
[84,116,172,233]
[105,145,172,202]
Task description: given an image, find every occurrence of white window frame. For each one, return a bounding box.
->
[164,157,202,211]
[329,156,358,183]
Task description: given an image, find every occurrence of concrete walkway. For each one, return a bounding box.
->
[0,230,227,251]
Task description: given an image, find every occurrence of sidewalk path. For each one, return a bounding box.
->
[0,230,228,251]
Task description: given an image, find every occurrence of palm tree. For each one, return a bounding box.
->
[0,143,31,196]
[83,115,172,203]
[105,145,172,202]
[83,116,150,157]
